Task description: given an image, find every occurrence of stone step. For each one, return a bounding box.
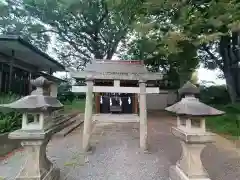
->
[54,114,83,137]
[93,114,140,122]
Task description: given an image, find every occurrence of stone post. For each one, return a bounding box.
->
[139,79,148,151]
[82,77,94,152]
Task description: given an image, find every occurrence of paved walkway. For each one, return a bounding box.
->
[1,113,240,180]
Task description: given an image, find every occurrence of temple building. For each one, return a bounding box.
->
[71,59,163,151]
[0,35,65,96]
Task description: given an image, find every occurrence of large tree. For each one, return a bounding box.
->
[0,0,50,51]
[119,2,199,87]
[139,0,240,102]
[0,0,143,68]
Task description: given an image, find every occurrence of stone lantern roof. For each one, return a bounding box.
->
[0,76,63,113]
[178,81,200,96]
[165,96,225,116]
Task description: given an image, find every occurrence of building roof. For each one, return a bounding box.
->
[71,60,163,81]
[36,72,66,84]
[0,35,65,72]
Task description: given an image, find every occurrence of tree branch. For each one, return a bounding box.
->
[202,44,223,70]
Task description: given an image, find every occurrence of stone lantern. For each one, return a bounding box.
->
[165,81,225,180]
[0,76,67,180]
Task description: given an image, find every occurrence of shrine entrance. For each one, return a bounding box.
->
[71,59,162,151]
[99,93,136,114]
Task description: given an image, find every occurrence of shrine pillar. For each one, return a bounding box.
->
[139,79,148,151]
[82,77,94,152]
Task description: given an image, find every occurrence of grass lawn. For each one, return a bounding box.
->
[206,104,240,138]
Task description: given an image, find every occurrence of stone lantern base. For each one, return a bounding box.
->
[9,129,60,180]
[169,165,210,180]
[169,127,215,180]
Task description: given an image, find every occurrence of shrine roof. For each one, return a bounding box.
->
[71,60,163,81]
[85,60,148,73]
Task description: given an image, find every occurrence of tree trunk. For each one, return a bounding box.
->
[219,34,240,103]
[224,68,240,103]
[224,70,237,103]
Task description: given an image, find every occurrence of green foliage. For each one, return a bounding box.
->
[57,78,76,103]
[0,0,50,51]
[0,93,22,134]
[206,103,240,137]
[200,85,230,105]
[63,99,86,113]
[18,0,143,68]
[138,0,240,69]
[120,30,199,86]
[119,0,200,87]
[58,91,75,103]
[0,111,21,133]
[0,0,144,68]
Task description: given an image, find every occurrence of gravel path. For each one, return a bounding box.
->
[1,114,240,180]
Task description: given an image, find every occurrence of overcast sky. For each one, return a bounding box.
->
[197,67,225,85]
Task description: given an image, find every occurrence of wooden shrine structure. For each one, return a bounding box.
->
[71,59,163,151]
[0,35,65,96]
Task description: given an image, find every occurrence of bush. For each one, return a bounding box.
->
[200,85,230,105]
[58,91,75,103]
[0,93,22,133]
[0,111,21,133]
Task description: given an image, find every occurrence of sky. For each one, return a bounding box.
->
[197,67,225,85]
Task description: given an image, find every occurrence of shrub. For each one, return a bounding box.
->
[199,85,230,105]
[0,112,21,133]
[57,82,76,103]
[58,91,75,103]
[0,93,22,133]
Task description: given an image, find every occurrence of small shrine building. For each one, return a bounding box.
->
[71,59,163,151]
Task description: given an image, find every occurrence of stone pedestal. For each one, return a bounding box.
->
[169,127,215,180]
[9,130,60,180]
[82,78,93,152]
[139,80,147,151]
